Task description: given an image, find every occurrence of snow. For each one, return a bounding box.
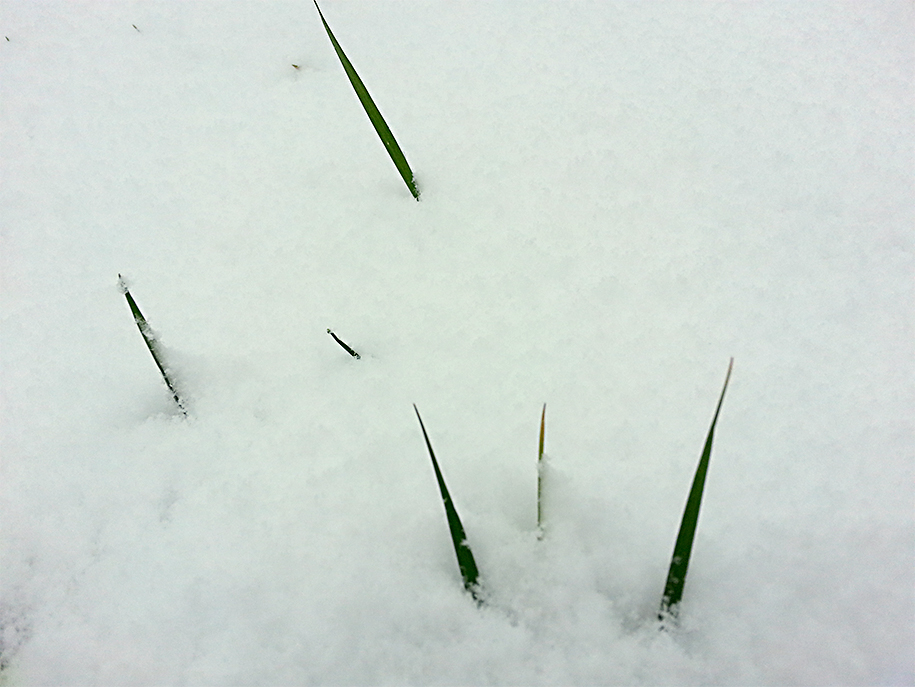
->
[1,1,913,684]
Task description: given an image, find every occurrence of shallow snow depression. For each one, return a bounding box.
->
[1,2,913,685]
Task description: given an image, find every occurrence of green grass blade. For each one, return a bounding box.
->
[538,403,546,535]
[314,1,420,200]
[119,275,186,414]
[327,328,361,359]
[659,358,734,621]
[413,405,482,602]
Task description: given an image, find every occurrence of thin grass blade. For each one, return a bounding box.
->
[314,1,420,200]
[119,275,186,414]
[413,405,482,602]
[659,358,734,621]
[327,329,361,359]
[538,403,546,535]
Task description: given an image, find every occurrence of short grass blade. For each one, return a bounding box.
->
[413,405,482,603]
[313,1,420,200]
[119,275,186,414]
[659,358,734,622]
[327,329,360,359]
[537,403,546,536]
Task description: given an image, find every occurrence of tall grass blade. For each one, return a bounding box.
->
[538,403,546,536]
[313,1,420,200]
[119,275,186,414]
[413,405,482,603]
[659,358,734,622]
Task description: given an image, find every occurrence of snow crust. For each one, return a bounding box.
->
[1,2,913,684]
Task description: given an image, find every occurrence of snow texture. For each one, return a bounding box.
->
[1,2,913,684]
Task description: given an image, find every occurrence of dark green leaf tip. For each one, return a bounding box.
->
[119,274,186,414]
[414,405,482,603]
[659,358,733,622]
[314,0,420,200]
[327,329,360,359]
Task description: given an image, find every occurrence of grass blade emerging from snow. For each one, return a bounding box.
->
[119,275,186,414]
[313,1,420,200]
[659,358,734,622]
[538,403,546,536]
[327,329,360,359]
[413,405,482,603]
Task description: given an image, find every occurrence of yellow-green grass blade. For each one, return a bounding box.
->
[314,1,420,200]
[413,405,482,603]
[119,275,186,414]
[538,403,546,535]
[659,358,734,621]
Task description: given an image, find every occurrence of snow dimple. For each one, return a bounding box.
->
[0,601,32,674]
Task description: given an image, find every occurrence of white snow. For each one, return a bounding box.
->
[1,2,913,684]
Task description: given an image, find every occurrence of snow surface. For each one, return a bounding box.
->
[1,1,913,684]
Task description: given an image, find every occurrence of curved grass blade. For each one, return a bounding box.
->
[119,275,186,414]
[314,1,420,200]
[537,403,546,536]
[659,358,733,622]
[413,405,482,603]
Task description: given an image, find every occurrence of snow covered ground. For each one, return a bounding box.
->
[1,2,912,684]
